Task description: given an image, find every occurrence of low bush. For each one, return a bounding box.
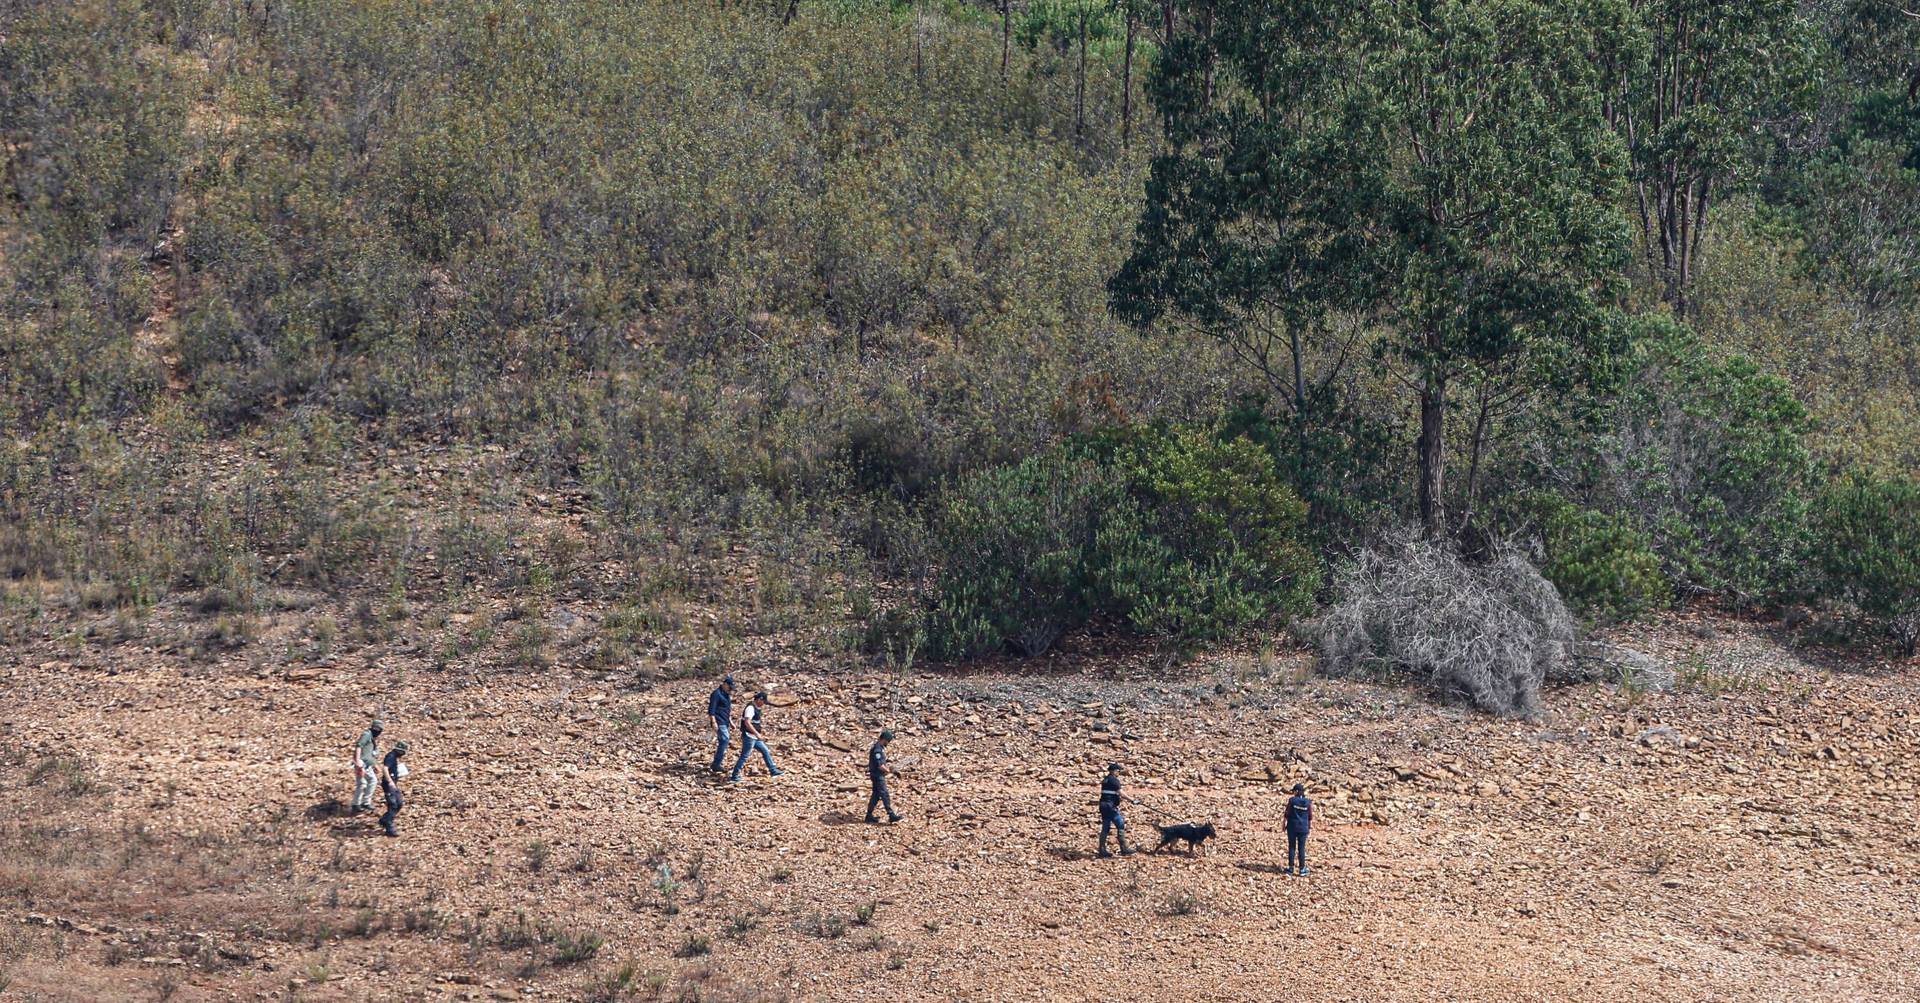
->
[1585,318,1816,603]
[914,423,1320,659]
[921,450,1123,658]
[1315,530,1575,717]
[1814,473,1920,654]
[1505,493,1669,622]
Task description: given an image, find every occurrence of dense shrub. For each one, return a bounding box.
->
[1503,493,1669,623]
[922,451,1125,658]
[917,424,1320,658]
[1090,425,1320,641]
[1814,473,1920,654]
[1585,317,1815,603]
[1315,531,1575,718]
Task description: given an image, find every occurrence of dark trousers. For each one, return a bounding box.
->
[866,776,895,820]
[1286,830,1307,871]
[381,790,404,836]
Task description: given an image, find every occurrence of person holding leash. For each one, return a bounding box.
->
[1097,762,1137,858]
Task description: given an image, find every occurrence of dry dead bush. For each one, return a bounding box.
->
[1314,529,1575,717]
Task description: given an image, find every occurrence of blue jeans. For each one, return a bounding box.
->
[1099,811,1126,845]
[710,723,731,772]
[1287,830,1308,872]
[730,737,777,779]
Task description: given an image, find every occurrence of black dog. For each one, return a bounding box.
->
[1151,821,1217,855]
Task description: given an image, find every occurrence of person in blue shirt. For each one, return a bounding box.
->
[1284,782,1313,875]
[865,729,902,824]
[707,675,735,773]
[1097,763,1137,858]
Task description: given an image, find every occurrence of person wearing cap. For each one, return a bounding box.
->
[728,692,782,783]
[707,675,736,773]
[379,741,411,837]
[1284,782,1313,875]
[351,719,383,813]
[865,729,902,824]
[1097,762,1136,858]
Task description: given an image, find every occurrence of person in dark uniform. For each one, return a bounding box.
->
[1097,762,1136,858]
[1284,782,1313,875]
[707,675,735,773]
[379,741,410,838]
[865,729,903,824]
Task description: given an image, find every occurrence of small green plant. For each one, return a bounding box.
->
[852,901,878,926]
[654,863,680,915]
[526,840,551,872]
[1163,890,1201,916]
[553,927,604,965]
[677,934,711,958]
[803,912,849,939]
[724,914,758,940]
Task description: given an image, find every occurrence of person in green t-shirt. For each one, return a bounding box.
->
[351,719,383,813]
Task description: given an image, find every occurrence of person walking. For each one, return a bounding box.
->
[351,719,383,813]
[865,729,903,824]
[1097,762,1137,858]
[728,692,782,783]
[1285,782,1313,875]
[707,675,735,773]
[379,741,410,838]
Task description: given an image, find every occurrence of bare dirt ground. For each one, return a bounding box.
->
[2,604,1916,1003]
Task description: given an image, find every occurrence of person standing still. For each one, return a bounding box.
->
[729,692,782,783]
[707,675,735,773]
[866,729,903,824]
[1285,782,1313,876]
[351,719,383,813]
[379,741,410,838]
[1097,762,1136,858]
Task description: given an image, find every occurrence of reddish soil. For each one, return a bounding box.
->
[2,610,1916,1002]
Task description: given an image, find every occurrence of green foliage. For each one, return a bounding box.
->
[1505,493,1669,623]
[1,0,183,431]
[918,423,1319,658]
[1609,0,1819,305]
[1814,473,1920,653]
[923,450,1122,658]
[1586,317,1816,602]
[1090,425,1320,641]
[1116,0,1634,535]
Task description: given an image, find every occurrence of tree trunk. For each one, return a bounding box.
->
[1075,0,1088,136]
[1418,370,1447,539]
[1201,0,1215,101]
[782,0,798,25]
[1000,1,1011,81]
[1121,9,1135,147]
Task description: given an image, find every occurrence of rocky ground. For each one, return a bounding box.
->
[2,603,1916,1003]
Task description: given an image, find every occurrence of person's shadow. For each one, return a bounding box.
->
[817,810,867,826]
[1233,861,1290,876]
[305,798,347,821]
[1046,846,1098,862]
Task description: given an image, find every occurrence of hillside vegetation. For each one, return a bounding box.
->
[3,0,1918,688]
